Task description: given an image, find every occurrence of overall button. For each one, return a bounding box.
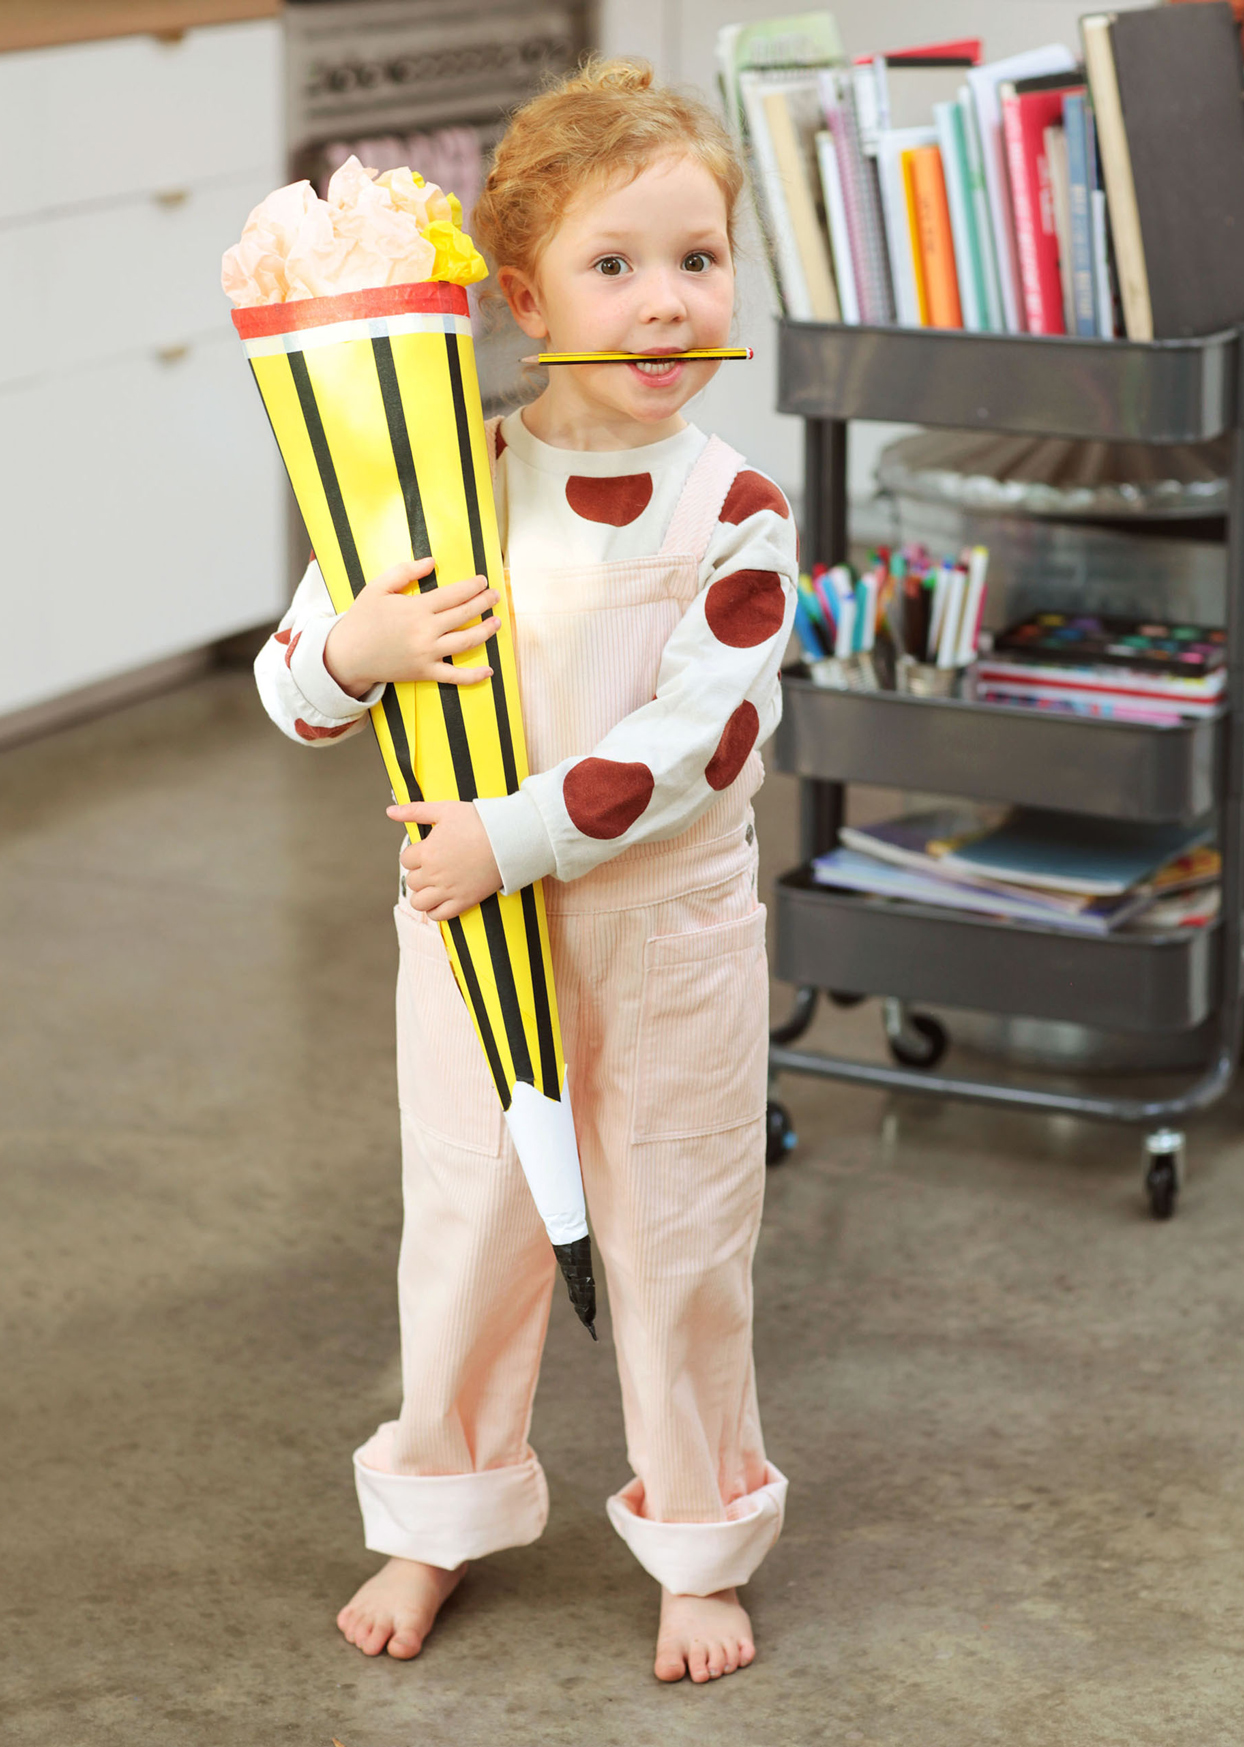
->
[745,824,755,846]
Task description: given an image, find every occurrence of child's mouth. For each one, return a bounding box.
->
[628,355,684,385]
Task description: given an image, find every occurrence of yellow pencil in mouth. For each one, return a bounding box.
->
[523,346,754,366]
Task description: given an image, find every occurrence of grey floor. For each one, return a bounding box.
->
[4,669,1244,1746]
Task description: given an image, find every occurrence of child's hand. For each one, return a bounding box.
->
[325,557,501,698]
[390,800,503,921]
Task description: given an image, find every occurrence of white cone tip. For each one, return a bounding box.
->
[504,1078,588,1246]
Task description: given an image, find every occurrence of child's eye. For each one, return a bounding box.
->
[682,251,714,273]
[594,256,628,277]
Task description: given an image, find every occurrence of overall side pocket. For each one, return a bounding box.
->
[631,905,769,1143]
[394,904,504,1156]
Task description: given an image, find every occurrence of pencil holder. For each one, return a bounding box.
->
[895,656,971,698]
[809,652,880,692]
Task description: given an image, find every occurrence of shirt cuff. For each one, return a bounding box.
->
[288,613,385,721]
[474,790,558,895]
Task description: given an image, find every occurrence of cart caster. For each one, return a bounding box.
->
[1144,1128,1185,1220]
[766,1099,797,1166]
[882,998,948,1070]
[829,990,867,1008]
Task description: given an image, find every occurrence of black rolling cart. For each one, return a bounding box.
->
[765,320,1244,1218]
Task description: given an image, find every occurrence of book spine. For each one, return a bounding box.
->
[816,128,861,322]
[1063,92,1098,337]
[901,149,932,324]
[877,134,922,326]
[935,100,984,330]
[740,76,811,319]
[835,74,896,324]
[828,87,875,319]
[910,146,964,329]
[1081,15,1153,341]
[762,87,840,322]
[1090,187,1116,339]
[959,89,1004,331]
[1001,87,1067,335]
[1045,124,1075,331]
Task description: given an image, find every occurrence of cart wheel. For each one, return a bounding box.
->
[828,990,867,1008]
[1144,1128,1185,1221]
[886,1012,948,1070]
[766,1100,797,1166]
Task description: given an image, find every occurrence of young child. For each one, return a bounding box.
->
[254,59,797,1684]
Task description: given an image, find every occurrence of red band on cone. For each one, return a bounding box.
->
[231,281,470,339]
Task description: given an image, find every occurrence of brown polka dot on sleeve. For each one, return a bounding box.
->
[274,628,292,646]
[704,570,787,648]
[706,702,760,791]
[564,757,655,839]
[565,473,654,527]
[284,630,302,668]
[294,717,354,741]
[495,425,507,457]
[720,470,790,524]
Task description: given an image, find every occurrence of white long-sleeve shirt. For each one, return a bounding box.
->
[254,411,797,891]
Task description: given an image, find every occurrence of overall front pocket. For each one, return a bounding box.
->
[394,904,504,1156]
[631,906,769,1142]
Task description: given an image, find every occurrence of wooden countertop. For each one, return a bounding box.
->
[0,0,280,54]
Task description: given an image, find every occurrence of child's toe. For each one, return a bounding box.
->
[386,1619,425,1660]
[738,1638,756,1667]
[654,1642,686,1682]
[358,1618,391,1656]
[688,1643,711,1683]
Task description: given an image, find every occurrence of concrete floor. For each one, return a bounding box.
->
[4,669,1244,1746]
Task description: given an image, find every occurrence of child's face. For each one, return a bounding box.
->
[503,153,735,433]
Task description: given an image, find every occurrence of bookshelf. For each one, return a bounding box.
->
[767,319,1244,1217]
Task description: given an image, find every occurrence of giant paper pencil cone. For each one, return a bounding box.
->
[233,282,596,1336]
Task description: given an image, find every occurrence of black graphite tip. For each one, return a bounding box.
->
[552,1234,597,1338]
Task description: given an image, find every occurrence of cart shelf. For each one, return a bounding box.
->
[778,321,1239,442]
[775,868,1219,1035]
[774,674,1224,823]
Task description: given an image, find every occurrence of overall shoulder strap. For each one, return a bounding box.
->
[658,434,748,562]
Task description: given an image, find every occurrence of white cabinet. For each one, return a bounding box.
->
[0,23,281,221]
[0,172,277,389]
[0,17,286,720]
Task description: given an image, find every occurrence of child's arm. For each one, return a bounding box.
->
[474,481,798,891]
[255,556,499,748]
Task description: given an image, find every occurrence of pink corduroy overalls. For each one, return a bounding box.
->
[353,425,787,1597]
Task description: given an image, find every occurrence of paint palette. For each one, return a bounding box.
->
[995,614,1226,677]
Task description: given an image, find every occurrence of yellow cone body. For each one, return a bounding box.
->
[233,282,570,1150]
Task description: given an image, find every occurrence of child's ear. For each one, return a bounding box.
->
[496,266,549,341]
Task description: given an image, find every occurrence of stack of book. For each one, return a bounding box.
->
[718,3,1244,340]
[812,806,1219,934]
[975,614,1226,723]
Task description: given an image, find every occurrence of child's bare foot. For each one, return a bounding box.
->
[337,1556,466,1659]
[654,1586,756,1683]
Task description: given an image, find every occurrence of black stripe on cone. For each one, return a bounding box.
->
[551,1235,597,1338]
[442,333,560,1100]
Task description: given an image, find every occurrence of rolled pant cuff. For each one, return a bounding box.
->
[353,1422,549,1568]
[605,1462,788,1595]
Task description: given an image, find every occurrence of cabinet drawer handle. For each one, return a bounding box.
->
[156,343,190,366]
[153,188,190,209]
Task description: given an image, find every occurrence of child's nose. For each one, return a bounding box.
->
[636,268,688,324]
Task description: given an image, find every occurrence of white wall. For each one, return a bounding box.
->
[598,0,1155,512]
